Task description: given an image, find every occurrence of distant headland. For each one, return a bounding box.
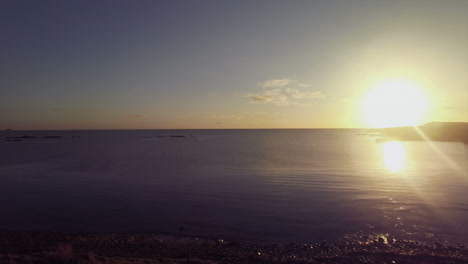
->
[380,122,468,143]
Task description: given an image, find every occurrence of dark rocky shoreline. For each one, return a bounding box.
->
[1,232,468,263]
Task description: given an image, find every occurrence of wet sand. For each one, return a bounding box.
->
[1,232,468,263]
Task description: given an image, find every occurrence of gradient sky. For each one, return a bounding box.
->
[1,0,467,129]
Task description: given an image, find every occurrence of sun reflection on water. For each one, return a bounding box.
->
[382,141,406,172]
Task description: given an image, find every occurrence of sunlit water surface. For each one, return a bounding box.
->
[0,130,467,244]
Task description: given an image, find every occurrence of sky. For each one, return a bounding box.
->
[1,0,467,129]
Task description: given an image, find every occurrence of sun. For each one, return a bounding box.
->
[361,79,430,128]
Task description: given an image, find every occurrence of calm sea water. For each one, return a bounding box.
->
[0,129,467,244]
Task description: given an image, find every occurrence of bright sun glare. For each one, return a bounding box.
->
[362,79,430,128]
[382,141,406,172]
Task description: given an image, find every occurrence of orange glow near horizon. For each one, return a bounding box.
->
[361,79,430,128]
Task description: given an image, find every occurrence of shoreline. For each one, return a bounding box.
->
[1,232,468,263]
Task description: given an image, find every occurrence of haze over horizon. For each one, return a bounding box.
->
[1,0,467,130]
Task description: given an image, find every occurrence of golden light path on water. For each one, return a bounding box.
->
[381,141,406,172]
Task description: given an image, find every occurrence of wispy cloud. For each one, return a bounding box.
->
[246,88,291,106]
[258,79,294,88]
[247,78,325,106]
[284,88,325,99]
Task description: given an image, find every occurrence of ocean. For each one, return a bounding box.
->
[0,129,467,244]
